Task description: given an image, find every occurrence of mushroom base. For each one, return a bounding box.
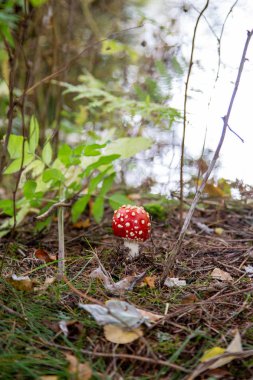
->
[124,239,140,258]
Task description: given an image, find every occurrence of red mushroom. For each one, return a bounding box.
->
[112,205,151,258]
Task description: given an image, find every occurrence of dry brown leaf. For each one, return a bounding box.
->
[204,183,226,198]
[34,249,56,262]
[7,274,35,291]
[181,293,198,304]
[34,277,56,293]
[65,353,92,380]
[40,376,59,380]
[211,268,233,282]
[142,276,157,289]
[127,193,141,200]
[104,324,143,344]
[137,308,163,322]
[73,218,91,229]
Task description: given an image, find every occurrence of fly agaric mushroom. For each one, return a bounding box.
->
[112,205,151,258]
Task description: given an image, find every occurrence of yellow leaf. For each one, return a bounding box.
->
[73,218,91,229]
[200,330,242,369]
[104,324,143,344]
[200,347,225,362]
[215,227,224,236]
[142,276,157,289]
[65,353,92,380]
[204,183,226,198]
[7,274,35,291]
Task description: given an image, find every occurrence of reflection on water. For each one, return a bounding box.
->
[125,0,253,194]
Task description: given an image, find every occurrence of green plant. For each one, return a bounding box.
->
[0,116,152,275]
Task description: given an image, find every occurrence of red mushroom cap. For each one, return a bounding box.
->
[112,205,151,241]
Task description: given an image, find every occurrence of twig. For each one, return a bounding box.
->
[36,201,72,220]
[179,0,210,224]
[38,338,190,373]
[161,29,253,285]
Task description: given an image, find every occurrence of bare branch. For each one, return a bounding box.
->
[161,29,253,285]
[179,0,210,224]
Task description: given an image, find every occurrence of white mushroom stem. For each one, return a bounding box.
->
[124,239,140,258]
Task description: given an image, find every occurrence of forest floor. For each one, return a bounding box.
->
[1,197,253,380]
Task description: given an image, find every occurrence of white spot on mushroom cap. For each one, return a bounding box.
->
[125,222,130,227]
[139,231,143,235]
[131,212,136,216]
[117,213,120,218]
[141,220,145,224]
[117,224,123,228]
[120,218,124,222]
[130,232,135,237]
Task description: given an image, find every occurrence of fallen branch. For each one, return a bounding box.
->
[161,29,253,285]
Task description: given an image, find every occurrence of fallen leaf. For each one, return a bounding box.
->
[34,249,56,263]
[137,308,163,322]
[244,265,253,277]
[211,268,233,282]
[65,353,92,380]
[202,329,242,369]
[164,277,186,288]
[43,320,83,340]
[7,274,35,291]
[40,376,59,380]
[200,347,226,362]
[181,293,198,304]
[90,266,145,294]
[73,218,91,229]
[189,330,245,380]
[79,299,151,328]
[215,227,224,236]
[142,276,157,288]
[34,277,55,292]
[104,324,143,344]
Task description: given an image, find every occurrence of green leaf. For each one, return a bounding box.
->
[109,193,133,210]
[7,134,24,159]
[42,168,65,183]
[42,142,53,165]
[83,154,120,177]
[58,143,80,167]
[23,180,37,199]
[74,143,106,157]
[24,159,45,177]
[104,137,152,159]
[100,174,115,197]
[71,194,90,223]
[29,0,48,6]
[29,116,39,154]
[4,154,34,174]
[0,199,13,216]
[92,196,104,223]
[88,166,113,194]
